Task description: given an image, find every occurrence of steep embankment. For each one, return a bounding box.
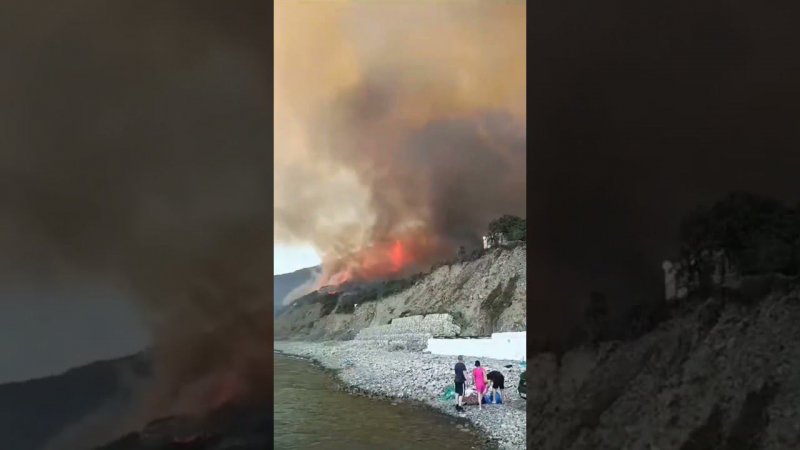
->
[274,244,526,340]
[527,288,800,450]
[273,266,318,314]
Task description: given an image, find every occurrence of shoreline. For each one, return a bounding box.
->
[274,351,488,445]
[274,341,526,450]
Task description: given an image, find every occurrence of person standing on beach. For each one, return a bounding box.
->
[486,369,505,403]
[473,360,489,410]
[454,355,467,412]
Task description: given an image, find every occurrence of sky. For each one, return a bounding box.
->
[5,0,800,385]
[1,0,271,386]
[273,0,526,283]
[274,245,321,275]
[0,283,149,383]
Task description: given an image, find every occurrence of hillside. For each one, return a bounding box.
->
[274,244,526,340]
[527,284,800,450]
[0,354,149,450]
[1,247,524,448]
[273,266,318,314]
[96,402,271,450]
[0,262,311,450]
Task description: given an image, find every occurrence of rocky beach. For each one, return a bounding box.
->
[274,340,527,450]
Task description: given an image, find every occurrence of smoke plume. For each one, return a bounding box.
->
[282,267,323,307]
[1,0,271,431]
[274,1,527,283]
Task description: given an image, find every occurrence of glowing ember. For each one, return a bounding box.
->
[172,435,201,445]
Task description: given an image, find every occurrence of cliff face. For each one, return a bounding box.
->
[274,244,527,340]
[527,288,800,450]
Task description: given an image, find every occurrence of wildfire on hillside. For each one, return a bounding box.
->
[275,1,526,297]
[319,232,446,288]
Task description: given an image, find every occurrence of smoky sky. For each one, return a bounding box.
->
[274,1,526,278]
[529,0,800,338]
[1,0,271,421]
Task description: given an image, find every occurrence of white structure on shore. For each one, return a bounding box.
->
[663,250,741,302]
[662,260,688,302]
[482,234,508,249]
[425,331,526,361]
[353,314,526,360]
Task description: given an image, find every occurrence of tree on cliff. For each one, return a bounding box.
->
[487,215,526,246]
[679,192,800,280]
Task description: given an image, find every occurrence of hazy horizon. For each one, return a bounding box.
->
[274,244,321,275]
[0,282,150,384]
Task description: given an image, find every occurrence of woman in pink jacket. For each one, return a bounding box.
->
[472,360,489,410]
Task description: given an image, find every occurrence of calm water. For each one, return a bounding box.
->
[273,354,486,450]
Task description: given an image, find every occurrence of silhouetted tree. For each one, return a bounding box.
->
[679,192,800,279]
[487,215,526,246]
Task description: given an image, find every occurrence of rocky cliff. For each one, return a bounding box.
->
[274,244,526,340]
[527,286,800,450]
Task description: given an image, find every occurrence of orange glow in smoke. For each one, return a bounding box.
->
[320,233,445,287]
[211,371,240,407]
[389,240,407,272]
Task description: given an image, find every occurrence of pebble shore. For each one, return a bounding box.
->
[274,340,526,450]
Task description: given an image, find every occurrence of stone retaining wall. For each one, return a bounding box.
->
[354,314,460,350]
[355,313,460,339]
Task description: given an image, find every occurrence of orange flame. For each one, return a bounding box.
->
[390,240,407,272]
[320,233,445,286]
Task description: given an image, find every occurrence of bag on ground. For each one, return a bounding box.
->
[463,392,479,405]
[492,391,503,404]
[442,386,455,401]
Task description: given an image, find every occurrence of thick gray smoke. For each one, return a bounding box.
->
[274,1,526,282]
[282,267,323,307]
[1,0,271,428]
